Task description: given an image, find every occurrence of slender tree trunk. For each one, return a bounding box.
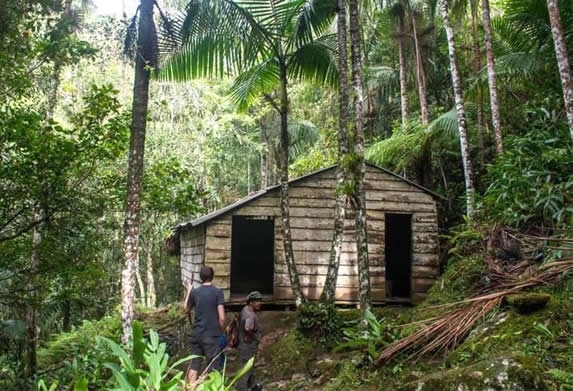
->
[482,0,504,153]
[146,242,156,308]
[321,0,350,303]
[135,254,145,304]
[25,213,41,377]
[398,12,409,125]
[546,0,573,141]
[259,121,269,189]
[410,7,429,126]
[121,0,154,344]
[278,63,305,306]
[349,0,372,314]
[440,0,476,217]
[470,3,486,161]
[46,0,73,120]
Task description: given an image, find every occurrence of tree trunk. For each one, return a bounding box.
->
[410,6,429,126]
[136,254,145,304]
[25,213,41,377]
[146,243,156,308]
[121,0,154,344]
[470,2,486,163]
[547,0,573,141]
[439,0,476,217]
[482,0,504,153]
[278,63,305,306]
[321,0,350,303]
[259,121,269,189]
[349,0,372,314]
[398,11,409,125]
[46,0,73,120]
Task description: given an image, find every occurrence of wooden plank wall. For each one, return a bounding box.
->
[180,226,205,289]
[195,165,439,303]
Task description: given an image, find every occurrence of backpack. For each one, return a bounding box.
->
[225,312,241,348]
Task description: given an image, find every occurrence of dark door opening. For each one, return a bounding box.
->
[385,213,412,298]
[231,216,274,295]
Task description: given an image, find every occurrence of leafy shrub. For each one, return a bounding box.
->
[334,309,398,362]
[297,303,342,345]
[478,126,572,228]
[98,321,252,391]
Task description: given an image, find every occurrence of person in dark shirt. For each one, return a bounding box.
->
[236,291,263,391]
[183,266,225,385]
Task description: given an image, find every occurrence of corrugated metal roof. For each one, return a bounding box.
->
[175,163,444,231]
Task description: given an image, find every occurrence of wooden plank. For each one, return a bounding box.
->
[206,224,231,237]
[413,223,439,233]
[412,265,439,278]
[275,239,384,253]
[413,213,438,223]
[413,243,438,253]
[254,196,336,209]
[274,251,382,266]
[412,253,440,266]
[413,232,438,244]
[274,273,386,287]
[273,286,386,302]
[366,200,437,213]
[274,263,385,276]
[204,249,231,263]
[365,190,436,204]
[205,236,231,249]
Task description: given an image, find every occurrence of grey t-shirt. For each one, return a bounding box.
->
[188,285,224,337]
[238,305,261,352]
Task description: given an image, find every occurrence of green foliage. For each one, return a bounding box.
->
[97,321,194,390]
[296,303,342,345]
[545,369,573,390]
[478,125,573,228]
[265,330,314,378]
[334,309,398,362]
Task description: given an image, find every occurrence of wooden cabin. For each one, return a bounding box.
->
[173,163,441,305]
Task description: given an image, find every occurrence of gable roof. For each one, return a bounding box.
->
[175,162,444,231]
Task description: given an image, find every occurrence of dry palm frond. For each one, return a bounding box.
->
[377,257,573,364]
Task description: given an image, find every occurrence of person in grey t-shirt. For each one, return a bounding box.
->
[236,291,263,391]
[183,266,225,385]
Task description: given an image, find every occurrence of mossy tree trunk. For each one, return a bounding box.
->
[349,0,372,314]
[322,0,350,303]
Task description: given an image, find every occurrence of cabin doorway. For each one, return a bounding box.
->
[385,213,412,299]
[231,216,274,295]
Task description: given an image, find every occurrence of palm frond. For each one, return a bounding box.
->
[162,0,275,80]
[123,6,140,61]
[229,58,281,111]
[365,126,426,171]
[288,0,337,48]
[427,102,477,139]
[0,319,26,341]
[288,33,338,87]
[364,65,398,101]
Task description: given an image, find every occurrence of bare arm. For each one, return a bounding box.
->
[183,283,193,313]
[218,304,225,332]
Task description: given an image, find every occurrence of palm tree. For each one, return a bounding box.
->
[546,0,573,141]
[321,0,351,303]
[165,0,337,305]
[482,0,504,153]
[389,1,410,125]
[439,0,475,217]
[121,0,166,344]
[408,2,430,126]
[349,0,372,313]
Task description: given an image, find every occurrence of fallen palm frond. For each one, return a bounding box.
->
[377,257,573,364]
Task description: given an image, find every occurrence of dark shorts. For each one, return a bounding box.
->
[189,335,222,372]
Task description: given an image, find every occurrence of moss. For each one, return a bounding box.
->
[506,293,551,313]
[263,330,314,379]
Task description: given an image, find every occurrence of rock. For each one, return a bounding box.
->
[291,373,307,383]
[398,356,547,391]
[506,293,551,314]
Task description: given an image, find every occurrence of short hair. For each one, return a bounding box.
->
[199,266,214,282]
